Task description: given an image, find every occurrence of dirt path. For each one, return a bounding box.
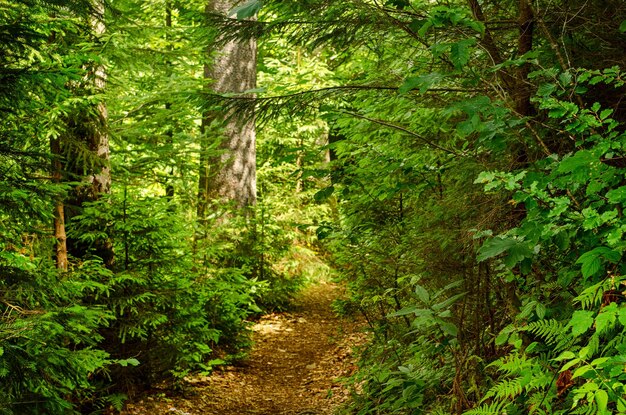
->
[120,281,365,415]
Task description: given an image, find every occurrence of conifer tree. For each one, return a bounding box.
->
[198,0,257,219]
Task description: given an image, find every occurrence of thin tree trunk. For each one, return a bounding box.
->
[515,0,534,116]
[467,0,515,90]
[296,134,303,193]
[51,137,68,271]
[165,0,175,200]
[53,202,68,271]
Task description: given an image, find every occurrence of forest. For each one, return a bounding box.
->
[2,0,626,414]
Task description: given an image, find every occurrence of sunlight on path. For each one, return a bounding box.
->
[120,281,366,415]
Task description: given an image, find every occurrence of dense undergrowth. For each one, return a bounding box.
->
[0,190,322,413]
[0,1,329,413]
[4,0,626,414]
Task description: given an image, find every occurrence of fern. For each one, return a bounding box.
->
[483,377,523,400]
[102,393,127,411]
[522,319,570,347]
[574,280,611,310]
[463,401,508,415]
[569,404,596,415]
[487,353,531,375]
[526,391,556,415]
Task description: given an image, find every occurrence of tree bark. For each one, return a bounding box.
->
[198,0,257,219]
[65,0,114,267]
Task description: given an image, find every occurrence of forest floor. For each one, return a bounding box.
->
[119,280,367,415]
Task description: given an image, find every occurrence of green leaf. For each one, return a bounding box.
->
[314,186,334,202]
[599,108,613,120]
[580,256,601,278]
[495,331,510,346]
[438,320,458,337]
[606,186,626,204]
[117,358,140,367]
[595,389,608,413]
[477,237,518,261]
[569,310,594,337]
[229,0,262,19]
[595,303,617,334]
[595,311,615,334]
[431,292,466,311]
[535,302,546,319]
[560,358,581,372]
[576,247,620,278]
[388,306,425,318]
[477,237,532,267]
[572,364,592,379]
[618,305,626,326]
[414,284,430,303]
[554,351,576,361]
[620,20,626,33]
[399,72,444,94]
[418,20,433,37]
[557,150,596,174]
[559,71,573,86]
[450,39,475,69]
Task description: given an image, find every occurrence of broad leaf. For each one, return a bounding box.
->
[450,39,475,70]
[569,310,594,337]
[595,389,608,413]
[557,150,597,174]
[229,0,262,19]
[595,303,617,334]
[414,284,430,303]
[399,72,444,94]
[477,237,532,267]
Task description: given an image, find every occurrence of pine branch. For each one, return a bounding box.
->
[205,0,410,49]
[205,84,486,125]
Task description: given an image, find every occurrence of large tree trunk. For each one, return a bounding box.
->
[198,0,257,219]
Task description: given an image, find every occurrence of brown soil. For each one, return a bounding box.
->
[119,281,366,415]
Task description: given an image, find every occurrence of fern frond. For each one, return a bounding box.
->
[463,401,507,415]
[483,377,523,400]
[487,353,530,375]
[569,403,596,415]
[574,280,609,310]
[526,390,555,415]
[523,319,568,346]
[542,281,563,291]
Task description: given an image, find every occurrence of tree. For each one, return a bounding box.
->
[64,0,113,267]
[198,0,257,219]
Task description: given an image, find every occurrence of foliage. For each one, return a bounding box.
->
[0,260,113,414]
[235,1,626,415]
[0,0,320,412]
[3,0,626,414]
[472,67,626,415]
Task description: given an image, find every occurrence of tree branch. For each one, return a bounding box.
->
[336,109,463,156]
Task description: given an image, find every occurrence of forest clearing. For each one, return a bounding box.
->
[3,0,626,414]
